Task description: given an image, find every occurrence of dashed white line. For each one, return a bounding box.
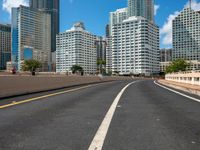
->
[88,81,138,150]
[154,81,200,103]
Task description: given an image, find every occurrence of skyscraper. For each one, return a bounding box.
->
[0,24,11,70]
[173,8,200,62]
[110,8,128,35]
[56,22,97,74]
[112,16,159,75]
[95,37,107,62]
[110,0,159,76]
[128,0,154,22]
[30,0,60,52]
[11,5,51,71]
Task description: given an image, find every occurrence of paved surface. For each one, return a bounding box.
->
[0,80,200,150]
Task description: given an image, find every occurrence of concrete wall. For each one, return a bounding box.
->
[165,71,200,86]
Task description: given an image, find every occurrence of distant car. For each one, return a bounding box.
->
[11,68,16,74]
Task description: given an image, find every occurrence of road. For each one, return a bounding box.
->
[0,80,200,150]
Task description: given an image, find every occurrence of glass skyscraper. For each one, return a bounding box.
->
[11,5,51,71]
[128,0,154,22]
[0,24,11,70]
[29,0,60,52]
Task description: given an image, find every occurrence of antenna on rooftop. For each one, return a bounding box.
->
[189,0,192,9]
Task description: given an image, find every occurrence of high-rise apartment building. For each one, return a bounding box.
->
[0,24,11,70]
[173,8,200,62]
[108,8,128,73]
[128,0,154,22]
[110,0,159,76]
[106,37,112,73]
[112,16,159,75]
[11,5,51,71]
[56,22,97,74]
[110,8,128,35]
[30,0,60,52]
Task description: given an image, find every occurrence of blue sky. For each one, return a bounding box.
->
[1,0,200,48]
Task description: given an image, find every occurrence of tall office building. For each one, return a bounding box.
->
[95,37,107,61]
[112,16,159,75]
[106,37,112,73]
[105,24,110,37]
[128,0,154,22]
[173,8,200,62]
[30,0,60,52]
[108,8,128,73]
[110,0,159,75]
[0,24,11,70]
[160,49,172,62]
[110,8,128,35]
[159,49,172,73]
[11,5,51,71]
[56,22,97,74]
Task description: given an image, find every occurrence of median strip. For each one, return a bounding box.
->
[0,84,99,109]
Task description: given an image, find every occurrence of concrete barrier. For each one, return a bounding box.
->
[0,75,133,100]
[165,71,200,86]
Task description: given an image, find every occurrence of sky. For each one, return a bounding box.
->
[1,0,200,48]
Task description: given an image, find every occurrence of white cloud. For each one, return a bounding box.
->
[154,5,160,16]
[160,11,179,45]
[2,0,29,15]
[185,0,200,11]
[160,0,200,47]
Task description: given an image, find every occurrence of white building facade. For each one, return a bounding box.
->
[173,8,200,63]
[108,0,159,76]
[112,16,159,75]
[56,22,97,74]
[110,8,128,35]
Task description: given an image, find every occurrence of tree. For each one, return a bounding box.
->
[71,65,83,75]
[97,59,106,74]
[22,59,42,76]
[166,59,190,74]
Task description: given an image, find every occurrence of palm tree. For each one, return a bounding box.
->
[97,59,106,74]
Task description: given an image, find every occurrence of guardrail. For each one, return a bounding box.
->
[165,71,200,86]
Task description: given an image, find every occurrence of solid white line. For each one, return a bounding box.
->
[88,81,138,150]
[154,81,200,103]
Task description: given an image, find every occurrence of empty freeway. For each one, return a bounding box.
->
[0,79,200,150]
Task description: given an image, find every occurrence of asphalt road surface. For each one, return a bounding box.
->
[0,80,200,150]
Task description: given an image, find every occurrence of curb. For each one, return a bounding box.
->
[158,80,200,97]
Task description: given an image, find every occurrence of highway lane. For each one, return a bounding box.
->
[103,80,200,150]
[0,80,133,150]
[0,79,200,150]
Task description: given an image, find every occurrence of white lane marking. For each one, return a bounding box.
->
[154,81,200,103]
[88,81,138,150]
